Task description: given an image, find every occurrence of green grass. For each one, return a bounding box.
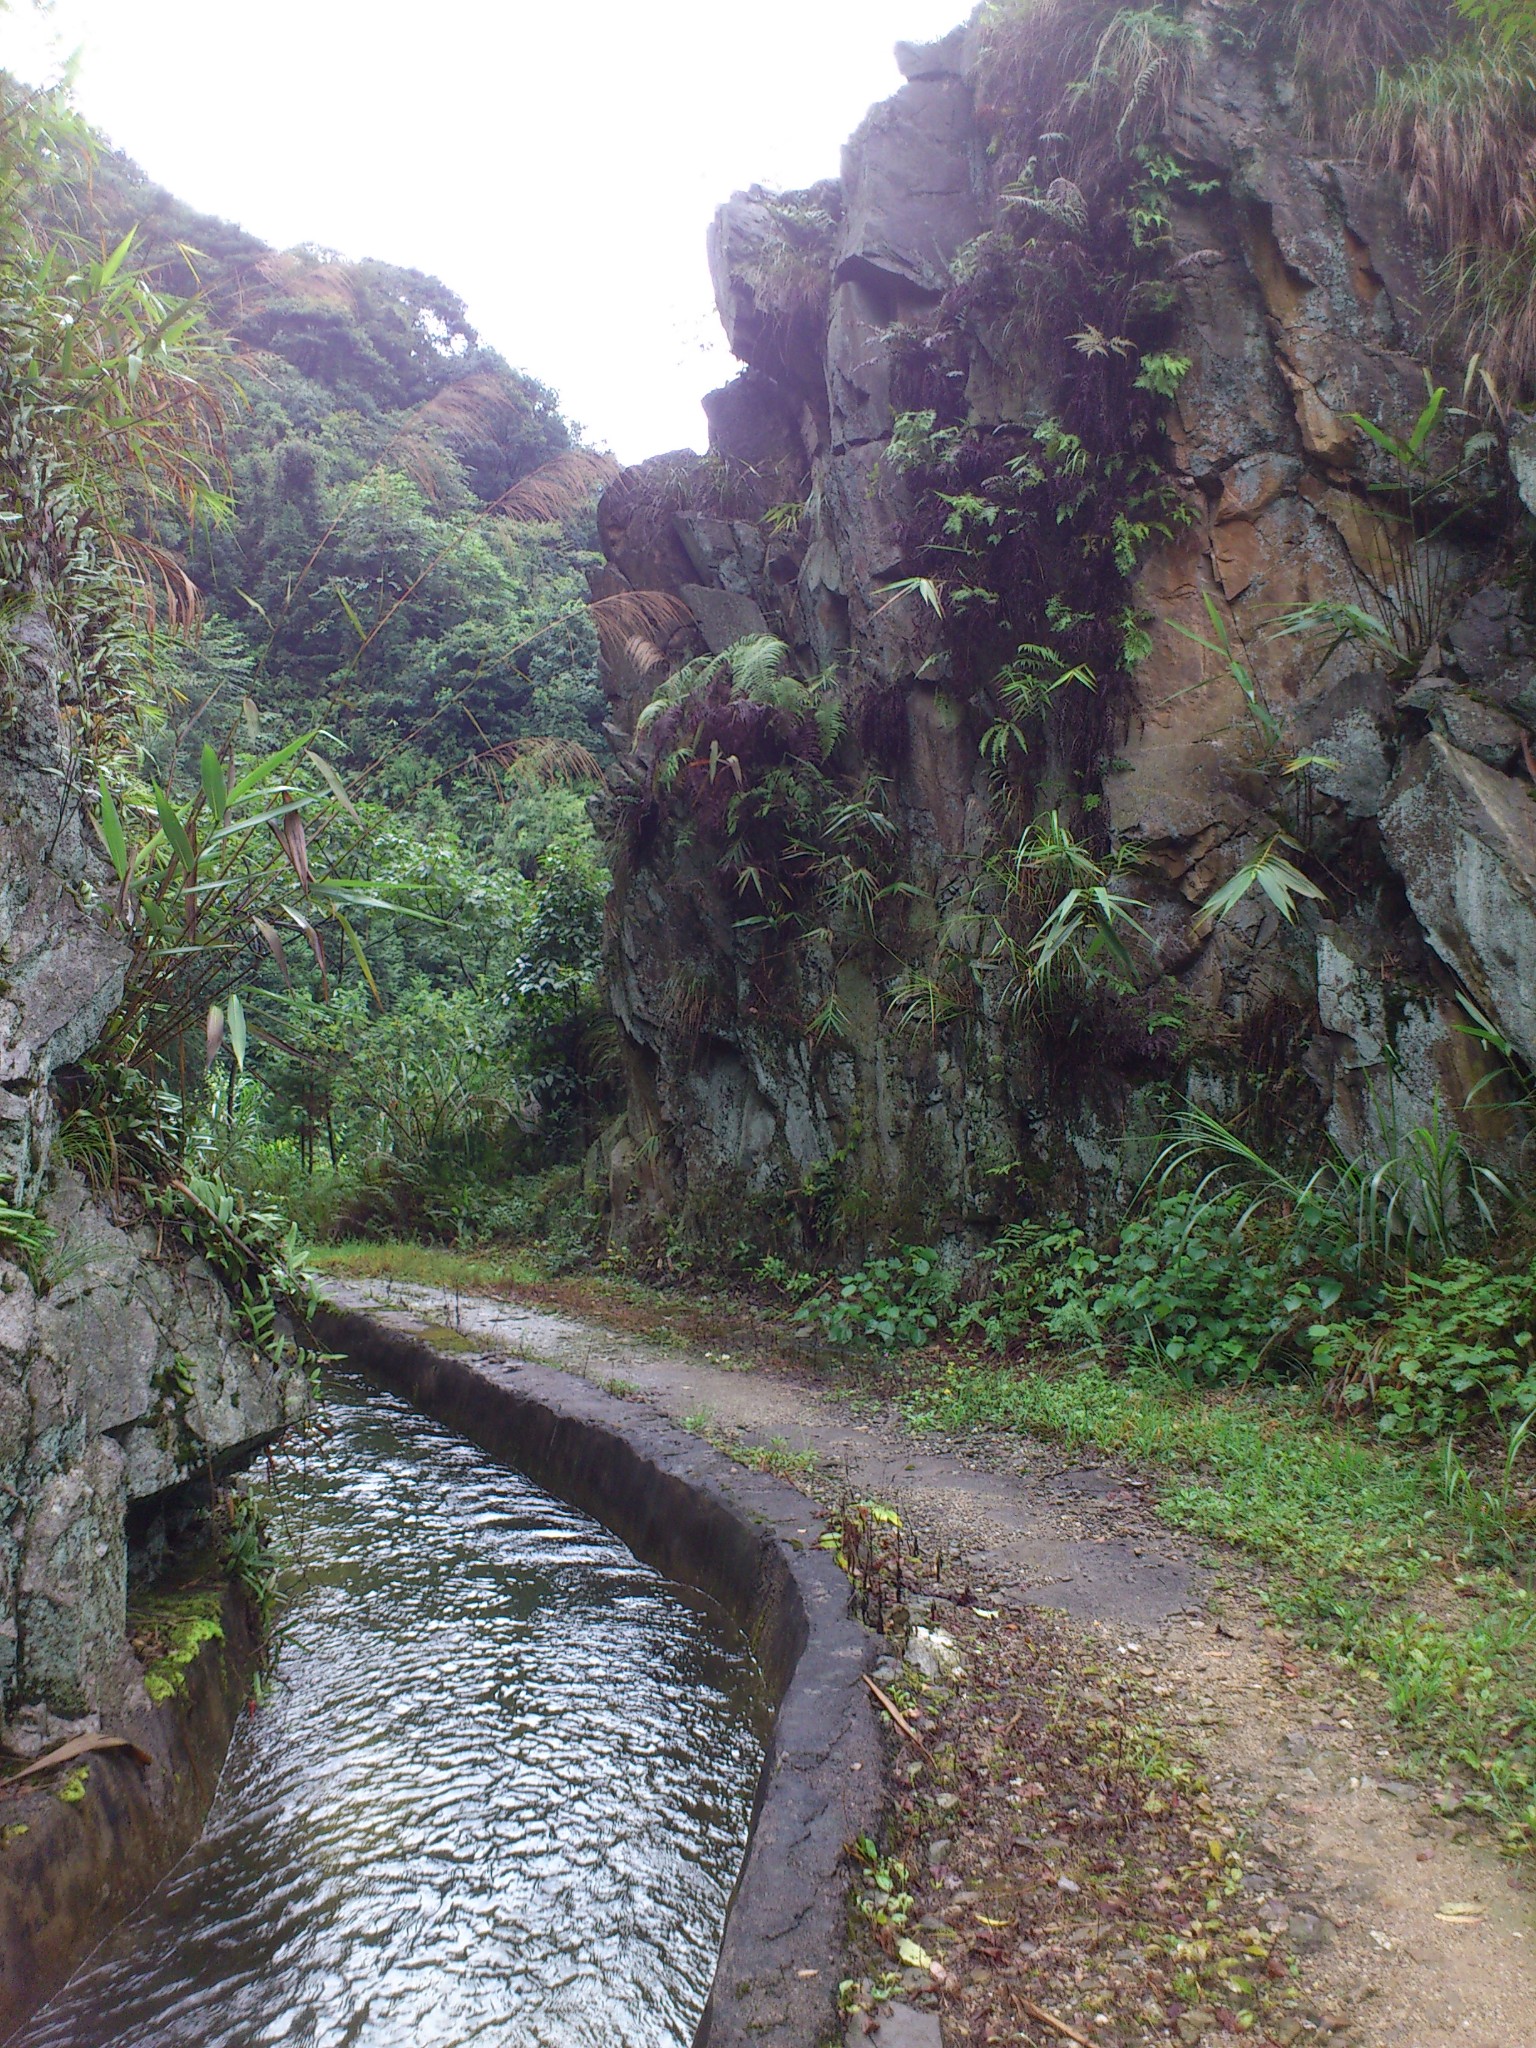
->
[310,1240,544,1291]
[903,1358,1536,1853]
[734,1434,820,1481]
[905,1362,1448,1593]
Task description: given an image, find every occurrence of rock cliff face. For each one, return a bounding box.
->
[592,1,1536,1254]
[1,613,302,1730]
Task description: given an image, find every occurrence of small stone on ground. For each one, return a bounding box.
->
[845,2001,942,2047]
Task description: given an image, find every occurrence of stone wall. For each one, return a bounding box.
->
[0,609,305,1730]
[592,2,1535,1253]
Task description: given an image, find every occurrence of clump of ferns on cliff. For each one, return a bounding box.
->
[617,632,911,1030]
[901,0,1536,753]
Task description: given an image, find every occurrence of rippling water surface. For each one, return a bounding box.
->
[20,1369,765,2048]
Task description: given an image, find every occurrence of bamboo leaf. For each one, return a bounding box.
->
[96,776,128,882]
[306,749,361,822]
[96,228,137,292]
[227,731,319,804]
[309,883,439,920]
[271,807,311,888]
[872,575,945,619]
[152,785,198,874]
[284,905,329,998]
[1348,412,1409,462]
[252,916,291,986]
[226,991,248,1072]
[204,794,326,844]
[334,586,368,645]
[335,910,382,1008]
[199,742,228,824]
[1407,385,1446,457]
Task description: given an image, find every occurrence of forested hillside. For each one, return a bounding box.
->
[44,137,620,1249]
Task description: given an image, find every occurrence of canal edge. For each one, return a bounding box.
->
[316,1298,884,2048]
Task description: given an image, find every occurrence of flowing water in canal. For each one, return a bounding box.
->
[19,1369,766,2048]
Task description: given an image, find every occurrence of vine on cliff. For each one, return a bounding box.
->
[888,6,1208,818]
[614,635,911,1032]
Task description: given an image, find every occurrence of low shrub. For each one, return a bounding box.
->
[790,1246,958,1351]
[963,1188,1354,1385]
[1313,1257,1536,1436]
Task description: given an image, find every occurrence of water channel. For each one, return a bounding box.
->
[18,1368,767,2048]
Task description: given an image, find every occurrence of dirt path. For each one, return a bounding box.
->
[323,1276,1535,2048]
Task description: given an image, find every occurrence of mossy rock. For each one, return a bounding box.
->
[128,1587,225,1704]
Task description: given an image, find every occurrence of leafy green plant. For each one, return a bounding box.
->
[1194,835,1329,933]
[1171,591,1281,748]
[0,79,231,731]
[823,1500,907,1629]
[222,1490,283,1629]
[1314,1259,1536,1436]
[1006,809,1148,991]
[92,725,409,1100]
[1132,349,1192,397]
[735,1435,820,1480]
[884,968,973,1042]
[966,1188,1347,1386]
[883,410,965,474]
[1157,1099,1503,1276]
[756,1252,822,1300]
[979,646,1097,769]
[870,574,946,619]
[151,1166,327,1390]
[960,1100,1514,1403]
[956,1217,1108,1352]
[1457,0,1536,39]
[1062,4,1204,155]
[1272,371,1502,666]
[1266,597,1402,672]
[1096,1189,1348,1384]
[0,1203,53,1283]
[794,1247,957,1350]
[850,1833,915,1933]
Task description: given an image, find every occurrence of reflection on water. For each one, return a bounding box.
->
[19,1370,764,2048]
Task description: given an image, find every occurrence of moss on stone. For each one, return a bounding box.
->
[418,1321,481,1354]
[54,1764,88,1803]
[129,1587,225,1704]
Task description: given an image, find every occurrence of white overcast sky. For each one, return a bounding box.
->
[1,0,969,462]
